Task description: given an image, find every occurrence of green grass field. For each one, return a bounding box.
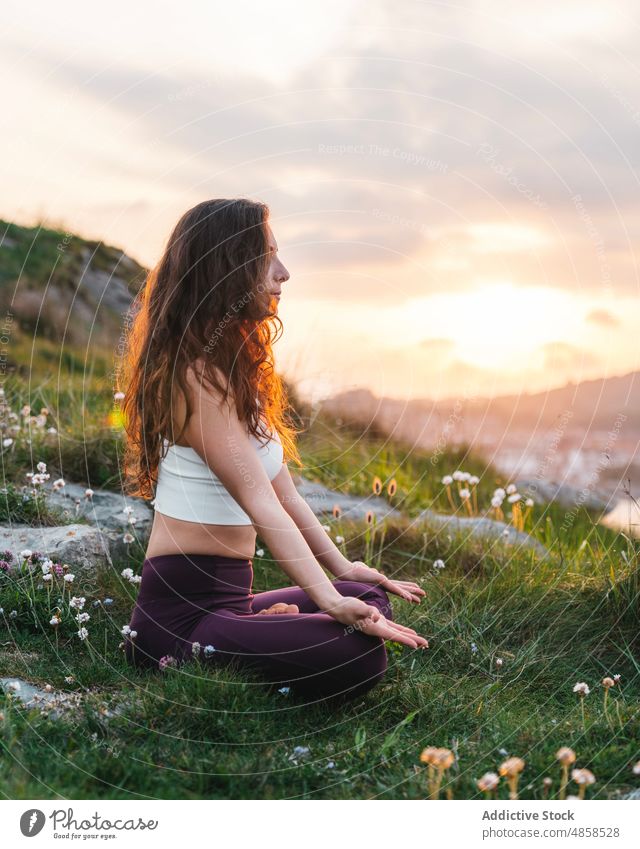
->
[0,373,639,800]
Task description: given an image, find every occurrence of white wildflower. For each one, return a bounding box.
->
[77,627,89,640]
[573,682,590,696]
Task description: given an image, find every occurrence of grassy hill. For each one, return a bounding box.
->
[0,220,638,801]
[0,218,146,380]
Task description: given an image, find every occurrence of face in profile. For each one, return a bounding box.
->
[261,223,289,312]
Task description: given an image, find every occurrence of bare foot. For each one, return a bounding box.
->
[257,602,300,615]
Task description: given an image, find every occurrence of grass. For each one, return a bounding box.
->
[0,384,639,800]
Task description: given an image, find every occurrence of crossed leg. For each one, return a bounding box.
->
[188,581,394,700]
[251,579,395,620]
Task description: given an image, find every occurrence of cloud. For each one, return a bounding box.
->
[7,0,640,301]
[585,308,620,327]
[539,340,600,370]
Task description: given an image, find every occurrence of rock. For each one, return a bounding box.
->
[0,676,84,720]
[289,475,404,522]
[416,508,551,560]
[0,676,130,723]
[597,494,640,538]
[514,477,615,514]
[46,482,153,535]
[0,524,116,582]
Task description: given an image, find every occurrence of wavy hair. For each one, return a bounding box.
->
[120,197,303,500]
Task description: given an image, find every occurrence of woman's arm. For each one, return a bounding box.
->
[179,364,428,647]
[270,464,352,578]
[179,365,374,627]
[272,465,427,604]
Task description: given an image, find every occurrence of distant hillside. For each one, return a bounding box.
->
[0,218,147,368]
[321,372,640,498]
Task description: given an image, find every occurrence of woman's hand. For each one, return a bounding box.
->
[322,596,428,650]
[337,561,426,604]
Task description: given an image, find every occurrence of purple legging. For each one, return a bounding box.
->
[124,553,394,700]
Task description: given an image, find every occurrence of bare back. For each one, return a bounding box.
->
[144,362,259,560]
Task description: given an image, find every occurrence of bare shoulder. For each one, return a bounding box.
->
[185,359,235,411]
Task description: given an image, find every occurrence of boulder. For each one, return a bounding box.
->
[416,508,551,560]
[0,523,133,587]
[46,482,153,535]
[289,475,404,522]
[514,477,615,514]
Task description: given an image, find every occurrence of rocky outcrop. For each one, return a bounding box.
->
[289,475,403,522]
[416,507,551,559]
[514,477,615,514]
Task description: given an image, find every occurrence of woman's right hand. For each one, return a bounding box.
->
[323,596,429,650]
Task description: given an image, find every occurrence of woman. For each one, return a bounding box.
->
[121,197,428,701]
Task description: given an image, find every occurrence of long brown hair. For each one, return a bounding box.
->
[120,197,303,500]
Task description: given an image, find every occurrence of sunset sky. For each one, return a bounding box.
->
[2,0,639,403]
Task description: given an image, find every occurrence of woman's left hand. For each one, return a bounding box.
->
[336,561,426,604]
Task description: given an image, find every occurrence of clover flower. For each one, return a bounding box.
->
[159,655,177,671]
[499,757,525,799]
[571,768,596,799]
[556,747,576,799]
[77,627,89,640]
[69,596,86,610]
[420,747,455,799]
[476,772,499,796]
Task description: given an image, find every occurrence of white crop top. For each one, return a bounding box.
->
[151,405,284,525]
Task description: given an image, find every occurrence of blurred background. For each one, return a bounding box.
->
[1,0,639,509]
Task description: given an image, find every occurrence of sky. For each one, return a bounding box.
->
[2,0,640,404]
